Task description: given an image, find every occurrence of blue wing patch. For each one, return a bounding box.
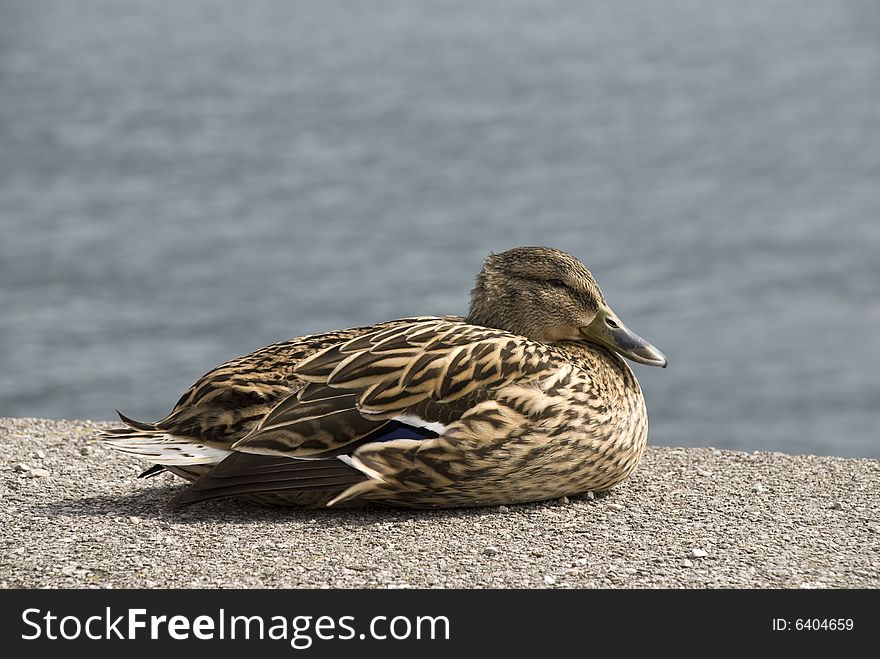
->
[368,420,439,442]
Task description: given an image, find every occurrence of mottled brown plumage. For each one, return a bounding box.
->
[100,246,666,509]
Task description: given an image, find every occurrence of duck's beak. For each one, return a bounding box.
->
[580,307,667,368]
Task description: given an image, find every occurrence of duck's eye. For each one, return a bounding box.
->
[547,279,567,288]
[605,317,620,329]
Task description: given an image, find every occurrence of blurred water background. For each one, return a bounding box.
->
[2,0,878,457]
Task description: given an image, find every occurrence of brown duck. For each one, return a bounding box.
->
[101,246,667,508]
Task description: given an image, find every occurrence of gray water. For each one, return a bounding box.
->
[2,0,879,457]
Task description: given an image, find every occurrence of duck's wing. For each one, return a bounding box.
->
[232,318,561,457]
[101,316,453,470]
[153,317,446,444]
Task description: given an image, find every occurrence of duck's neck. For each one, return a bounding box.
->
[465,308,504,331]
[466,286,533,337]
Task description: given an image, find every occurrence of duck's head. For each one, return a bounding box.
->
[467,246,667,367]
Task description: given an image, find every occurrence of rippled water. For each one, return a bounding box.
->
[2,0,879,457]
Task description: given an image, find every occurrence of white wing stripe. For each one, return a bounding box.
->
[392,414,448,435]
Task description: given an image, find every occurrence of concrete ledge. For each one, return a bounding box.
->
[1,418,877,588]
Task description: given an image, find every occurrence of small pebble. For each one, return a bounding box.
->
[690,548,708,558]
[574,558,588,566]
[79,447,92,456]
[497,505,510,513]
[682,559,693,568]
[586,491,595,500]
[752,484,765,493]
[29,468,50,478]
[13,463,31,473]
[35,450,46,459]
[606,503,624,511]
[129,516,141,524]
[831,501,844,510]
[483,546,499,556]
[697,469,711,477]
[543,575,556,585]
[558,496,570,505]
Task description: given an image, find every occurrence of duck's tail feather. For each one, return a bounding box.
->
[138,464,167,479]
[116,410,157,432]
[99,411,232,466]
[168,452,369,509]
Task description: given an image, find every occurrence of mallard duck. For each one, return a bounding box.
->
[101,246,666,509]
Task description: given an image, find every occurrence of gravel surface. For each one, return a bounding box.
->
[2,418,878,589]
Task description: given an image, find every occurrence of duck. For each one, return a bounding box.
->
[100,246,667,509]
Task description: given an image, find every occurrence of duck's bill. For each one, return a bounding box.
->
[580,309,668,368]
